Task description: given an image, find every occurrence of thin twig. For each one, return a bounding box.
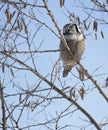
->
[0,80,7,130]
[0,49,61,54]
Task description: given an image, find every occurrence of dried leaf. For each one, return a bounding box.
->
[5,9,13,24]
[93,20,98,32]
[10,68,14,77]
[87,22,91,30]
[19,94,22,102]
[7,11,15,24]
[79,87,85,100]
[22,17,28,34]
[12,11,16,17]
[77,17,80,25]
[1,0,8,2]
[105,77,108,87]
[95,33,97,40]
[101,31,104,39]
[60,0,65,7]
[23,3,27,8]
[70,88,76,98]
[17,19,23,31]
[17,19,20,29]
[5,8,8,15]
[8,14,13,23]
[12,83,15,88]
[7,15,11,23]
[13,26,18,31]
[83,21,87,30]
[5,9,10,23]
[2,63,5,73]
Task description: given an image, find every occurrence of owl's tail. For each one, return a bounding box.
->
[63,65,72,77]
[63,61,77,77]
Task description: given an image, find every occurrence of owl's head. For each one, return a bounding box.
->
[63,23,82,35]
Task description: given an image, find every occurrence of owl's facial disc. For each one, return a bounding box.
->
[63,23,81,35]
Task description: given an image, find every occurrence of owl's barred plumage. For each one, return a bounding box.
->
[60,23,85,77]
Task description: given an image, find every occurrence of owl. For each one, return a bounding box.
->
[60,23,85,77]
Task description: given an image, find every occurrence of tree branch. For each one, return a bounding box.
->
[0,80,7,130]
[2,52,102,130]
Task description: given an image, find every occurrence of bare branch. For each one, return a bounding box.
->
[2,51,102,130]
[0,80,7,130]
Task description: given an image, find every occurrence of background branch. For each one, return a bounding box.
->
[0,80,7,130]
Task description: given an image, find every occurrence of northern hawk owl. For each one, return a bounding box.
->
[60,23,85,77]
